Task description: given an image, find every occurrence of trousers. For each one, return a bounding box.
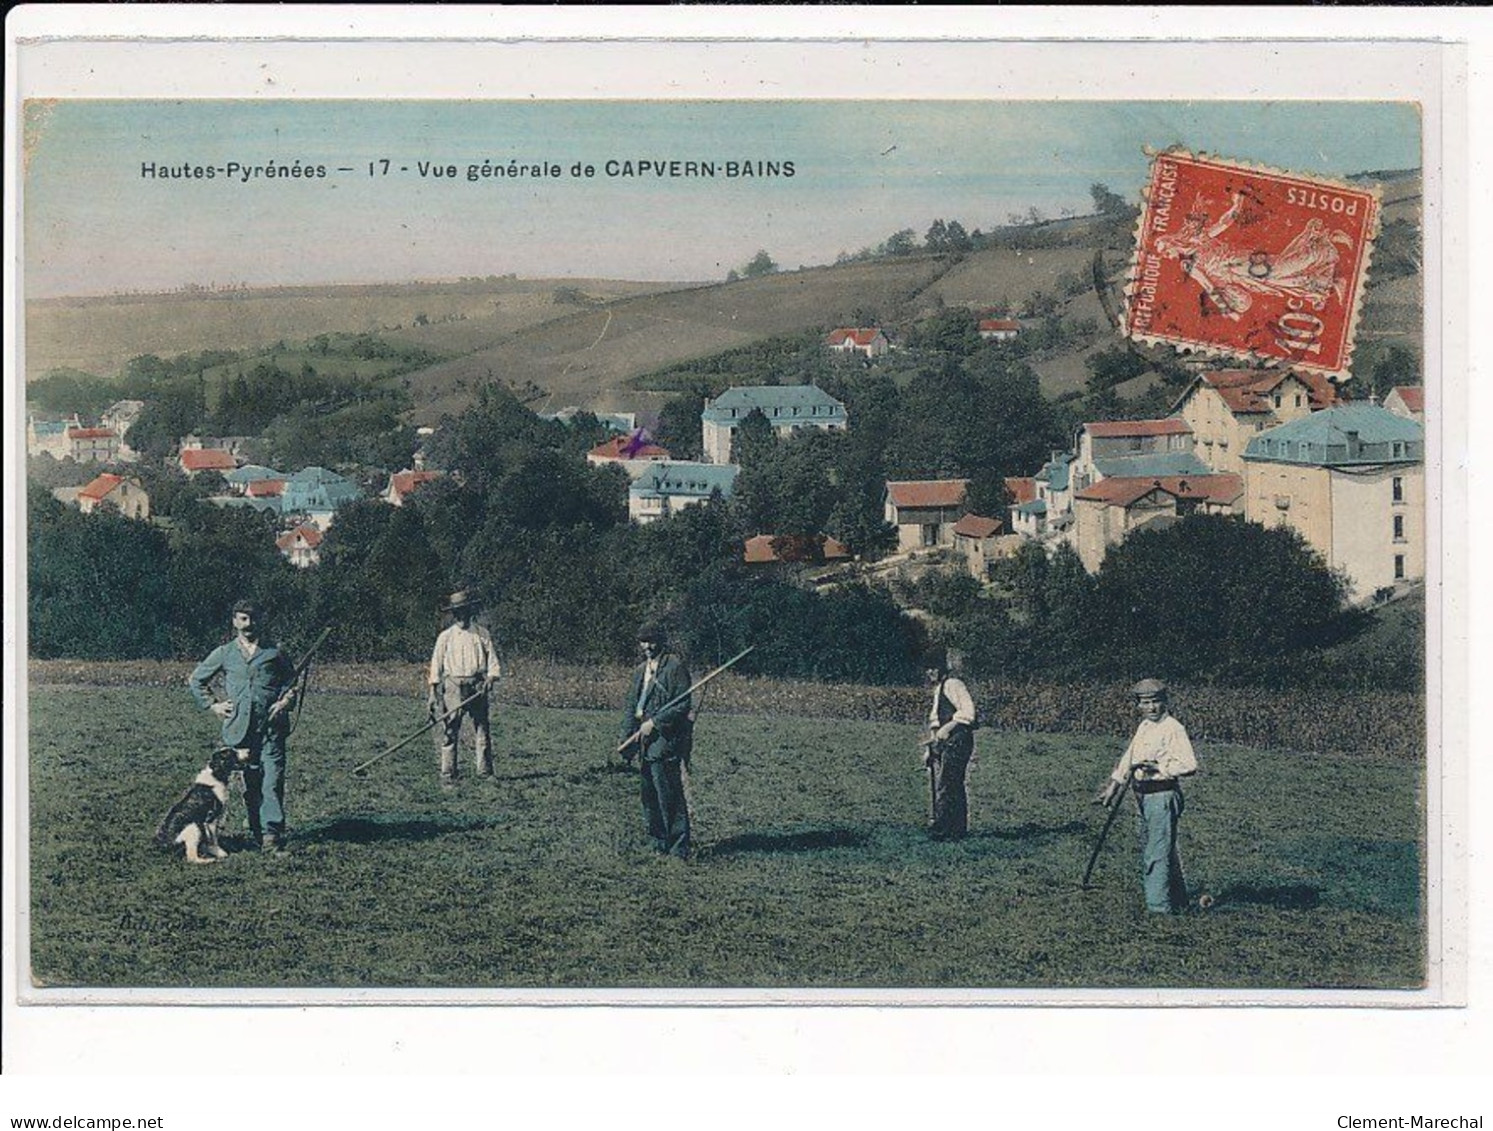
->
[640,757,691,858]
[240,730,288,842]
[1136,787,1187,912]
[436,677,492,775]
[929,729,974,838]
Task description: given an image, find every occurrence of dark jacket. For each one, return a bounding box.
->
[189,639,296,749]
[619,653,693,763]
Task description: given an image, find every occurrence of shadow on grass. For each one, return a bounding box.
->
[1211,882,1322,910]
[702,827,867,858]
[292,814,501,846]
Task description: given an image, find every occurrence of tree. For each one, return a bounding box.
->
[944,219,972,253]
[1090,182,1131,216]
[884,229,918,257]
[924,219,949,252]
[1370,344,1419,401]
[740,249,779,278]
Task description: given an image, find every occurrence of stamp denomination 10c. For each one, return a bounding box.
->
[1124,150,1380,378]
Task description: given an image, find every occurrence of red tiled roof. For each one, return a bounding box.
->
[953,514,1002,539]
[1075,474,1243,508]
[1188,368,1338,415]
[180,448,236,471]
[885,479,970,509]
[1084,418,1193,438]
[826,328,884,346]
[276,525,323,551]
[78,473,124,501]
[587,437,671,461]
[1389,386,1424,412]
[978,319,1021,332]
[1004,476,1038,505]
[67,427,118,440]
[246,479,286,498]
[388,469,443,497]
[742,533,852,564]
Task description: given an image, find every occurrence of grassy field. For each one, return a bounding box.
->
[27,683,1423,992]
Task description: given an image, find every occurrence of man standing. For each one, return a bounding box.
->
[923,649,977,840]
[428,590,503,785]
[188,599,298,853]
[618,623,694,859]
[1095,678,1198,913]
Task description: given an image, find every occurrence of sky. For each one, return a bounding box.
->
[22,100,1421,298]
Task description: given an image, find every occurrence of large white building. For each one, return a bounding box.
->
[700,385,848,465]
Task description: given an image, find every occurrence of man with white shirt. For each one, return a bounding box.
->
[923,649,977,841]
[617,622,694,859]
[427,590,502,785]
[1095,678,1198,913]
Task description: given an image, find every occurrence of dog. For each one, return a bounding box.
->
[154,747,245,864]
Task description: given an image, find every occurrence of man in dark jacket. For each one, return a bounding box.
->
[188,599,298,852]
[618,622,694,859]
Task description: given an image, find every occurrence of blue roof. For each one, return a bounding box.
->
[701,385,847,425]
[1036,453,1074,491]
[1015,499,1048,516]
[224,464,285,484]
[630,461,740,500]
[1244,403,1423,466]
[209,496,282,514]
[1093,452,1212,479]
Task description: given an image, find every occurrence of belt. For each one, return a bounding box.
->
[1133,779,1179,795]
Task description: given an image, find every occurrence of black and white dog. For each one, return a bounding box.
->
[154,747,245,864]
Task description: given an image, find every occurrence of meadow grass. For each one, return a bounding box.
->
[27,684,1423,991]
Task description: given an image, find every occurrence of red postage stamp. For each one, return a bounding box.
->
[1124,150,1380,378]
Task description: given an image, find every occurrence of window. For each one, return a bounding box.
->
[1393,514,1405,542]
[1392,476,1404,503]
[1273,393,1282,408]
[1394,554,1405,580]
[1295,394,1303,407]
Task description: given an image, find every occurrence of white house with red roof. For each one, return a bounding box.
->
[65,472,150,519]
[585,435,672,481]
[884,479,970,551]
[977,318,1021,342]
[67,426,120,463]
[1382,385,1424,424]
[1172,368,1337,475]
[1071,418,1206,495]
[276,524,324,568]
[383,469,444,506]
[27,414,83,458]
[180,448,237,476]
[825,327,890,358]
[951,513,1017,578]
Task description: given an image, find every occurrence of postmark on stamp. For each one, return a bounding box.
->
[1123,150,1381,378]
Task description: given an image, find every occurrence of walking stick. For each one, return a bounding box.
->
[921,736,939,827]
[1082,772,1133,889]
[615,646,755,758]
[350,687,488,776]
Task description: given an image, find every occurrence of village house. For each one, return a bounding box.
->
[628,461,739,524]
[56,472,151,520]
[180,434,255,459]
[66,426,120,464]
[1172,368,1338,475]
[1382,385,1424,424]
[951,513,1017,578]
[1070,418,1208,493]
[1072,473,1244,572]
[540,406,638,434]
[384,469,443,506]
[884,479,970,552]
[700,385,848,465]
[179,448,238,476]
[585,435,672,481]
[1242,402,1424,602]
[100,400,145,440]
[27,414,82,459]
[282,466,361,527]
[824,327,890,358]
[742,533,852,566]
[223,465,287,495]
[977,318,1021,342]
[276,524,324,569]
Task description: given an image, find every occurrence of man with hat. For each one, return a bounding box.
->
[188,598,299,853]
[1095,678,1198,912]
[922,647,978,840]
[618,621,694,859]
[428,589,503,784]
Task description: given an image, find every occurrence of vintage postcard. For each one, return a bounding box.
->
[2,19,1473,1086]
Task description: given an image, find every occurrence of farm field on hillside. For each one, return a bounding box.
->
[27,684,1423,993]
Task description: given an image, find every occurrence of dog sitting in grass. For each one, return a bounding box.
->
[154,747,245,864]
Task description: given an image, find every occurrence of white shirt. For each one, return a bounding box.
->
[928,677,977,732]
[429,622,502,684]
[1110,713,1197,784]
